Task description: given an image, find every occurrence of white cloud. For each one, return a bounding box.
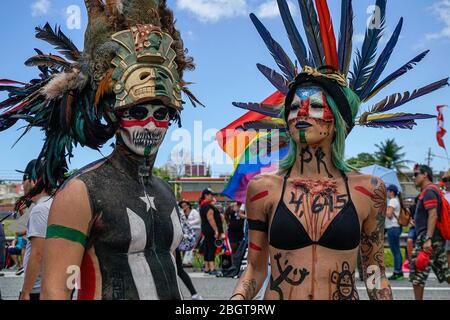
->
[425,0,450,40]
[255,0,297,19]
[31,0,51,17]
[175,0,247,22]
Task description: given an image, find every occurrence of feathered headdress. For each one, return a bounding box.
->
[0,0,200,197]
[232,0,448,133]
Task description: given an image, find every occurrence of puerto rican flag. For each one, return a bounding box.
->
[437,105,447,150]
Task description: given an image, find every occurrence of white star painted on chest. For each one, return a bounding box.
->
[140,195,156,212]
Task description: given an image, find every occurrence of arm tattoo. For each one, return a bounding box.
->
[241,279,257,299]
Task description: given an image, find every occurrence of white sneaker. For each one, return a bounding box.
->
[192,294,204,300]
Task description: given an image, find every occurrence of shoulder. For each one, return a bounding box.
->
[347,172,386,195]
[247,173,283,195]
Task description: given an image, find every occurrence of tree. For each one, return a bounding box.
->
[374,138,411,174]
[347,153,377,169]
[152,167,171,182]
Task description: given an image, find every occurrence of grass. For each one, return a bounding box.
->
[384,248,407,269]
[3,220,15,237]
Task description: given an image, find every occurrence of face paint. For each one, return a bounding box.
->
[119,104,169,156]
[288,86,334,124]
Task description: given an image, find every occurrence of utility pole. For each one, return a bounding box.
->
[426,148,432,167]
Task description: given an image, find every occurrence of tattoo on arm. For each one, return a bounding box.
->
[359,180,393,300]
[241,279,257,300]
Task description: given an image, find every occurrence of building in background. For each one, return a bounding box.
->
[170,177,231,205]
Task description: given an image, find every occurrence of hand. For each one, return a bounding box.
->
[423,239,432,254]
[19,292,30,300]
[214,231,219,239]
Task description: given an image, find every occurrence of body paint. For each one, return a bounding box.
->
[46,224,87,247]
[249,242,262,251]
[250,190,269,202]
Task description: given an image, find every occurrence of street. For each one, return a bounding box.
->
[1,268,449,300]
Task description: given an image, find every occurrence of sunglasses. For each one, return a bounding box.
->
[413,172,422,177]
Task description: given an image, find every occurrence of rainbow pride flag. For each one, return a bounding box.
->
[216,92,289,202]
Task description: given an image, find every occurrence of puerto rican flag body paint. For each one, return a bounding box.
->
[288,87,334,122]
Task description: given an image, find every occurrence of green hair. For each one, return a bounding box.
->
[279,86,360,173]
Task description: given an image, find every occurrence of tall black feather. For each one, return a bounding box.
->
[371,78,449,113]
[250,13,296,80]
[256,63,289,95]
[277,0,309,67]
[359,18,403,101]
[349,0,387,95]
[365,50,430,101]
[338,0,353,75]
[35,23,80,61]
[298,0,325,67]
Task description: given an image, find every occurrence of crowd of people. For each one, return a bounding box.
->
[2,162,450,300]
[383,165,450,299]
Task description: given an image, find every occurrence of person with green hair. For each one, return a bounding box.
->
[231,66,393,300]
[229,0,445,301]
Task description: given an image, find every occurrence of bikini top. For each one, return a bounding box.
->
[269,171,360,251]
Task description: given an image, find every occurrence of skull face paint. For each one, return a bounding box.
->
[119,103,170,156]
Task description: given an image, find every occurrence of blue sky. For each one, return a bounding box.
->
[1,0,450,180]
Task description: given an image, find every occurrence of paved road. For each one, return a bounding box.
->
[1,269,449,300]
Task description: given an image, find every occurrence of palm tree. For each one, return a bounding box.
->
[374,139,411,174]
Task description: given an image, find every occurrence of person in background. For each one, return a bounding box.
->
[441,173,450,269]
[19,160,53,300]
[7,234,25,271]
[385,185,404,280]
[179,201,201,267]
[0,221,5,277]
[179,201,201,245]
[199,188,224,276]
[410,165,450,300]
[225,202,245,254]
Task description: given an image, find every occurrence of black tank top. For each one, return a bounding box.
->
[269,171,360,251]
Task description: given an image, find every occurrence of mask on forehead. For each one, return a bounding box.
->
[287,86,334,123]
[119,103,170,156]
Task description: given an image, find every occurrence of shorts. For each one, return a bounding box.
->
[203,235,216,262]
[8,247,22,255]
[409,234,450,287]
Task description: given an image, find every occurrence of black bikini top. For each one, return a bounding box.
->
[269,171,360,251]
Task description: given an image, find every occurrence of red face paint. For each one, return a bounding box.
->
[119,117,169,128]
[250,190,269,202]
[249,242,262,251]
